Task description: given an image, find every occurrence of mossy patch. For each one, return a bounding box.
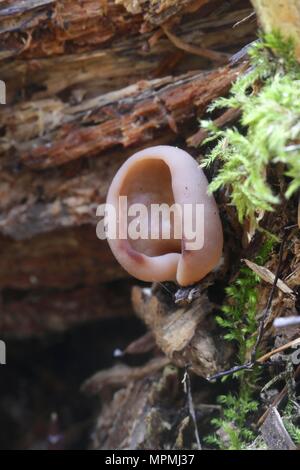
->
[205,239,274,449]
[203,33,300,449]
[201,32,300,224]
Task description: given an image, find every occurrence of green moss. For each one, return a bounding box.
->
[283,402,300,445]
[284,420,300,445]
[217,237,275,367]
[205,238,275,449]
[205,392,258,450]
[201,32,300,224]
[203,31,300,451]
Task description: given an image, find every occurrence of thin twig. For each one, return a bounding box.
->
[251,228,288,363]
[187,107,242,148]
[157,282,174,297]
[257,337,300,364]
[233,11,256,28]
[208,362,254,381]
[162,26,229,64]
[182,367,202,450]
[257,363,300,426]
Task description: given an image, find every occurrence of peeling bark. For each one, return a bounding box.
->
[0,281,132,337]
[132,285,233,378]
[0,2,255,103]
[0,226,127,290]
[1,66,243,170]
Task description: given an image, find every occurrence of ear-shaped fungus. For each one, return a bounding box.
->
[106,145,223,286]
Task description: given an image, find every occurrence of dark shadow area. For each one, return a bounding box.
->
[0,316,146,450]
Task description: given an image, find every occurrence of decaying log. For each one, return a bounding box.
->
[0,65,244,170]
[0,0,209,62]
[187,106,242,147]
[0,149,128,240]
[84,360,221,449]
[0,53,244,333]
[115,0,210,23]
[0,281,132,337]
[0,226,127,289]
[82,356,170,395]
[0,1,252,61]
[5,0,297,452]
[0,1,139,61]
[0,1,255,104]
[84,363,204,450]
[0,1,254,339]
[89,365,182,450]
[132,285,233,378]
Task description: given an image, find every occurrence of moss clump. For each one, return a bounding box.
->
[205,239,274,450]
[202,31,300,451]
[282,401,300,446]
[216,237,275,366]
[201,32,300,224]
[205,392,259,450]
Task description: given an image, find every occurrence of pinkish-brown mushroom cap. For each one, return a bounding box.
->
[106,145,223,286]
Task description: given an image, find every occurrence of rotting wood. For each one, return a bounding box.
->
[0,3,254,344]
[89,365,181,449]
[82,356,170,395]
[187,106,242,147]
[0,64,244,245]
[0,3,255,103]
[0,65,244,170]
[0,281,133,337]
[132,285,233,378]
[85,361,218,450]
[0,226,127,290]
